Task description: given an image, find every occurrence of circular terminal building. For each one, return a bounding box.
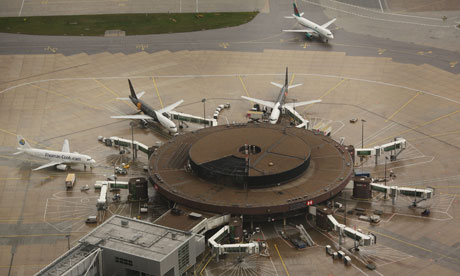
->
[149,123,354,218]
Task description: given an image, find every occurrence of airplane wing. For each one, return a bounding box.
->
[321,18,336,29]
[117,91,144,101]
[158,100,184,114]
[270,82,284,89]
[288,84,302,89]
[61,139,70,153]
[284,99,322,108]
[241,96,276,108]
[136,91,145,99]
[111,115,153,120]
[33,161,62,171]
[283,29,316,34]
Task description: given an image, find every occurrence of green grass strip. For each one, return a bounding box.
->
[0,12,258,36]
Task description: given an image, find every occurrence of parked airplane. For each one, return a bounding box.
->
[111,80,183,134]
[283,3,336,42]
[241,68,321,124]
[14,135,96,171]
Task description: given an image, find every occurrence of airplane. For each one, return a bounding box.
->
[283,3,336,42]
[111,80,183,134]
[241,68,321,124]
[14,135,96,171]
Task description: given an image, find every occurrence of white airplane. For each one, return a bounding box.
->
[111,80,183,134]
[14,135,96,171]
[241,68,321,124]
[283,3,336,42]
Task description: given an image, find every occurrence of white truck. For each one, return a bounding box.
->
[65,173,76,189]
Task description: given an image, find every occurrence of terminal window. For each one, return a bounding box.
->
[115,256,133,266]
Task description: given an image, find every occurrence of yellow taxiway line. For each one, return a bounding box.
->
[152,76,164,109]
[368,108,460,147]
[302,78,347,112]
[31,84,101,111]
[274,243,290,276]
[385,92,420,122]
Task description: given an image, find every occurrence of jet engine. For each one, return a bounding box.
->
[56,164,68,171]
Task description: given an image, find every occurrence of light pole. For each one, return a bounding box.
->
[361,119,366,149]
[130,121,135,162]
[384,156,388,199]
[201,98,206,128]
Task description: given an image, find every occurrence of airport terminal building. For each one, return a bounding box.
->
[35,215,205,276]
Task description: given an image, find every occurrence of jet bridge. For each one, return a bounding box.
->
[208,225,259,260]
[327,214,376,246]
[169,111,217,127]
[356,138,406,165]
[371,183,434,205]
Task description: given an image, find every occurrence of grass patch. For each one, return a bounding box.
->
[0,12,258,36]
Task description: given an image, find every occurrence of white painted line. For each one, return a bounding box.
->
[302,0,456,27]
[19,0,25,16]
[322,0,444,21]
[378,0,384,13]
[2,73,460,106]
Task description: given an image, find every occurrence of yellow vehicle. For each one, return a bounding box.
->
[65,173,76,188]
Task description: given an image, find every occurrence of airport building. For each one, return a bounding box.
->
[35,215,205,276]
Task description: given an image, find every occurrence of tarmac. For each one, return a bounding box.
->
[0,0,459,275]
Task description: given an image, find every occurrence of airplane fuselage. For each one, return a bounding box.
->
[18,148,94,166]
[270,86,289,124]
[129,95,178,133]
[294,16,333,40]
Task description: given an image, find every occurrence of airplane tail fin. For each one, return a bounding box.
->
[293,3,301,17]
[285,67,289,87]
[17,135,31,149]
[128,79,138,100]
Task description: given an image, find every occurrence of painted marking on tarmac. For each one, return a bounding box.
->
[219,42,229,49]
[450,61,458,68]
[274,244,290,276]
[302,43,308,48]
[152,76,164,109]
[385,92,420,122]
[43,46,57,53]
[303,0,456,27]
[136,44,148,51]
[362,227,460,262]
[238,75,250,98]
[378,48,386,55]
[93,79,133,110]
[19,0,26,16]
[31,84,102,110]
[302,78,347,112]
[368,108,460,147]
[417,50,433,56]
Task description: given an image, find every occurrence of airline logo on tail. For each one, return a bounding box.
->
[19,139,25,146]
[293,3,300,17]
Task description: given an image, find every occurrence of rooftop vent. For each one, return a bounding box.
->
[121,220,129,227]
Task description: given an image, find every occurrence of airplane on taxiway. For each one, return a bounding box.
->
[283,3,337,42]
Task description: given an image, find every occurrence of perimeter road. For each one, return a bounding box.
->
[385,92,420,122]
[274,243,290,276]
